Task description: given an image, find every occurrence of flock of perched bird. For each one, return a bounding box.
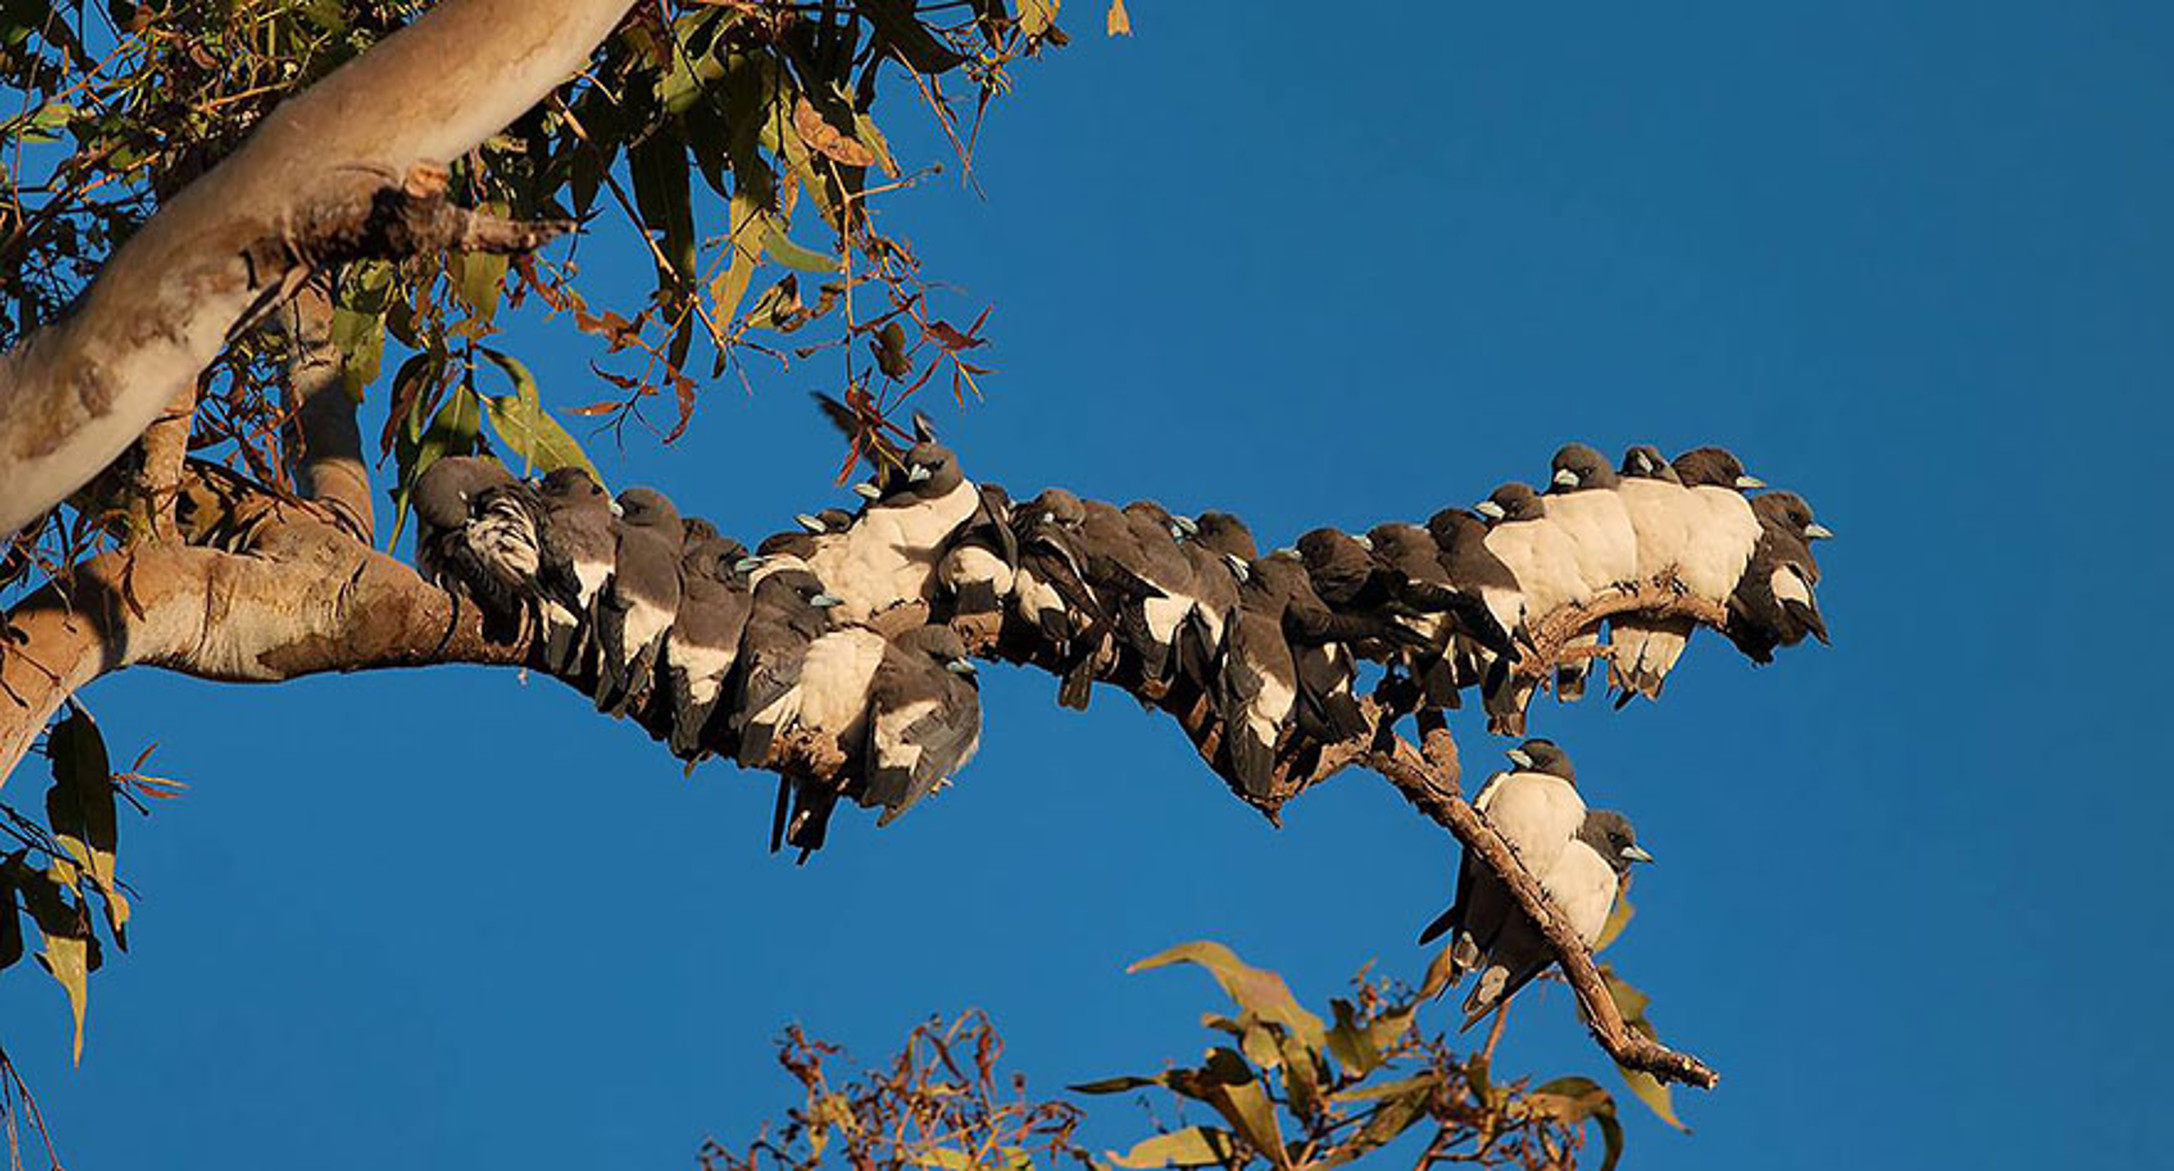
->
[408,397,1830,1017]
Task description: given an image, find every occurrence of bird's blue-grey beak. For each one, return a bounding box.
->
[1633,451,1654,472]
[795,514,826,533]
[1224,554,1251,581]
[608,500,625,518]
[1804,522,1835,540]
[734,556,766,574]
[1735,474,1766,490]
[1039,511,1056,525]
[945,658,978,676]
[1272,546,1297,559]
[854,482,883,500]
[1351,533,1374,551]
[810,592,844,608]
[1505,748,1535,769]
[1474,500,1507,521]
[1623,845,1655,864]
[1552,467,1581,488]
[908,464,933,483]
[1172,515,1199,537]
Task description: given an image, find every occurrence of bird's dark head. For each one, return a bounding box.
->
[901,440,964,495]
[1618,444,1681,484]
[757,530,819,561]
[1425,507,1486,553]
[682,516,720,543]
[1550,442,1619,492]
[1505,737,1576,782]
[617,488,681,532]
[1191,511,1258,559]
[1753,491,1831,540]
[539,465,608,505]
[899,625,978,678]
[1123,499,1179,531]
[1581,809,1654,874]
[1295,527,1366,574]
[1021,487,1086,528]
[1673,446,1764,491]
[1476,482,1545,524]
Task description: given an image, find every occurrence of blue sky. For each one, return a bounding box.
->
[5,1,2171,1167]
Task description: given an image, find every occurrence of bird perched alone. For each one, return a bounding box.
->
[1459,808,1651,1032]
[535,466,617,676]
[861,625,983,827]
[594,488,684,717]
[1727,490,1832,662]
[1419,739,1587,982]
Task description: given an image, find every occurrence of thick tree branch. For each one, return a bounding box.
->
[277,287,374,542]
[0,0,634,535]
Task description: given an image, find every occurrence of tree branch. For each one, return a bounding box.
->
[277,286,374,542]
[0,0,633,535]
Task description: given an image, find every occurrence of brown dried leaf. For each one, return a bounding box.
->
[794,96,876,168]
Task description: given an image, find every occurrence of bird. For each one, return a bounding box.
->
[1610,445,1765,691]
[935,483,1019,617]
[807,400,983,621]
[1173,510,1251,698]
[1607,445,1696,702]
[1217,547,1305,799]
[1120,500,1206,688]
[593,488,684,717]
[1426,508,1528,695]
[1726,490,1832,662]
[734,568,845,770]
[861,624,983,827]
[411,455,520,608]
[1254,549,1421,746]
[1471,484,1587,731]
[1007,487,1123,708]
[463,477,546,618]
[1032,491,1165,708]
[534,466,618,677]
[1543,444,1639,702]
[1459,808,1651,1032]
[769,620,894,855]
[660,533,753,760]
[1418,739,1587,981]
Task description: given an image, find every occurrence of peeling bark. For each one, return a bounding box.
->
[278,287,375,542]
[0,0,633,535]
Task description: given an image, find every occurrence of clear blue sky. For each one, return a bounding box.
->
[5,2,2169,1167]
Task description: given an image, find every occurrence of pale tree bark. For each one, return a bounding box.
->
[0,0,637,535]
[277,287,375,542]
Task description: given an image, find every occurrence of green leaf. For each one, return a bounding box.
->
[1277,1033,1323,1123]
[1326,997,1382,1077]
[630,122,697,285]
[1106,1127,1236,1170]
[1128,941,1328,1058]
[1531,1077,1625,1171]
[1594,890,1635,953]
[908,1149,972,1171]
[451,249,510,327]
[38,930,90,1063]
[1329,1072,1439,1106]
[478,350,601,481]
[761,217,840,273]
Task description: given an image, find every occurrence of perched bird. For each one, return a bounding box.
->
[1608,445,1696,702]
[535,466,618,676]
[1543,444,1639,701]
[1726,491,1832,662]
[1418,739,1587,981]
[807,401,982,621]
[1255,550,1420,746]
[1460,809,1651,1031]
[734,568,844,769]
[1472,484,1587,730]
[770,621,894,854]
[1041,493,1166,708]
[1121,500,1206,686]
[412,455,518,604]
[660,534,754,760]
[935,484,1019,616]
[594,488,684,717]
[795,508,858,534]
[1173,510,1253,696]
[861,625,983,826]
[464,477,546,615]
[1608,446,1764,692]
[1218,549,1304,798]
[1426,508,1527,693]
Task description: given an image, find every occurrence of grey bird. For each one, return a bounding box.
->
[1544,444,1639,702]
[1726,490,1832,662]
[660,534,754,760]
[1121,499,1206,687]
[412,454,515,598]
[1418,739,1587,983]
[1008,488,1116,708]
[594,488,684,717]
[1471,484,1587,732]
[1615,445,1764,689]
[770,620,893,857]
[860,625,983,827]
[734,568,844,771]
[1218,549,1305,798]
[1256,550,1422,745]
[1173,510,1253,697]
[1426,508,1528,697]
[935,483,1020,616]
[535,466,618,676]
[1460,808,1651,1032]
[1608,445,1697,703]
